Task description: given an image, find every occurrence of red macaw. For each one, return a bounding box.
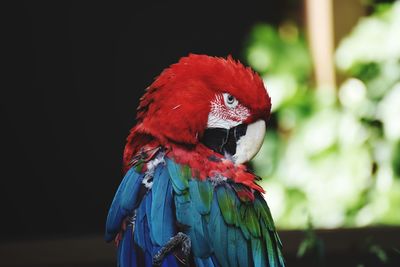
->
[105,54,284,267]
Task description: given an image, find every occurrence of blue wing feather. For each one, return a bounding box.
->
[150,164,176,246]
[107,156,182,267]
[161,254,179,267]
[194,256,218,267]
[120,171,145,211]
[118,224,136,267]
[134,193,159,267]
[105,168,144,242]
[133,194,148,253]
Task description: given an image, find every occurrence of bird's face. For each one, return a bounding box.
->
[202,92,267,164]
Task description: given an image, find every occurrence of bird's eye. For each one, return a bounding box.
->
[223,93,238,109]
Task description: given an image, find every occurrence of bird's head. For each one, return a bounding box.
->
[128,54,271,165]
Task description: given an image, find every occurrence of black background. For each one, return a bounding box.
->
[1,1,287,240]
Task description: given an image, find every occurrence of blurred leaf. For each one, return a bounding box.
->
[245,23,312,80]
[349,62,380,81]
[393,140,400,178]
[297,220,325,266]
[369,244,389,263]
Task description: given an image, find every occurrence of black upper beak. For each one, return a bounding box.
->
[201,124,247,156]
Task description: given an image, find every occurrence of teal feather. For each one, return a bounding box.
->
[227,227,239,267]
[150,164,175,246]
[234,227,250,267]
[173,180,212,257]
[251,238,266,267]
[120,169,143,211]
[145,191,153,244]
[188,213,212,257]
[175,191,191,204]
[105,167,143,242]
[189,180,213,215]
[194,257,217,267]
[174,197,191,225]
[208,193,229,267]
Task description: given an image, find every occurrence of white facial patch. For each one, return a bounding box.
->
[207,94,250,129]
[207,113,240,129]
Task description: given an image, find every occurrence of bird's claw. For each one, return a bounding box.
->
[153,232,191,266]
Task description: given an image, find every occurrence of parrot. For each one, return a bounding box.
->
[105,54,285,267]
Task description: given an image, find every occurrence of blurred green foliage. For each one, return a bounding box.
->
[246,2,400,229]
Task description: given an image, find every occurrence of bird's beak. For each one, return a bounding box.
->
[201,119,266,164]
[232,120,266,164]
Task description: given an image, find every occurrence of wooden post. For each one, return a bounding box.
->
[305,0,336,90]
[305,0,365,89]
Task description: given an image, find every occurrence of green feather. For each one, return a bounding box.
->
[166,158,189,194]
[254,197,276,231]
[181,164,192,180]
[264,229,278,267]
[276,240,286,267]
[275,232,283,249]
[134,161,144,172]
[238,204,251,240]
[216,186,238,226]
[241,205,261,237]
[255,194,285,266]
